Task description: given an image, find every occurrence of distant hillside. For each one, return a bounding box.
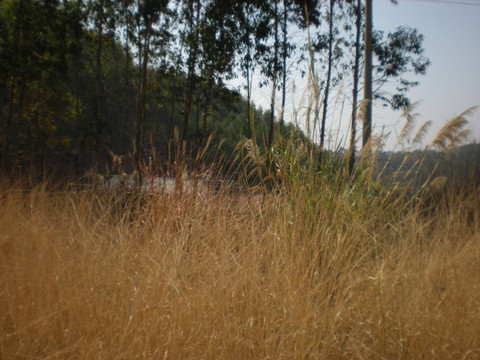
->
[375,143,480,189]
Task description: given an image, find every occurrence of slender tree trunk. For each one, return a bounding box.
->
[245,26,253,140]
[319,0,334,161]
[348,0,362,177]
[94,0,105,168]
[182,51,197,144]
[363,0,373,150]
[167,46,183,143]
[2,13,21,171]
[246,54,252,139]
[122,0,130,156]
[194,91,200,145]
[13,85,26,175]
[135,19,151,185]
[280,0,288,134]
[168,89,176,139]
[167,80,177,140]
[199,79,212,148]
[268,0,279,150]
[72,0,83,173]
[2,78,16,171]
[201,98,209,146]
[181,0,200,144]
[243,4,255,140]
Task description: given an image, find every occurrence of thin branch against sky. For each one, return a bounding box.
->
[228,0,480,150]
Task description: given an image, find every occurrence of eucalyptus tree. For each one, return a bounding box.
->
[195,0,239,147]
[278,0,296,133]
[238,0,256,139]
[92,0,106,165]
[164,49,185,144]
[268,0,279,150]
[362,0,372,150]
[280,0,288,133]
[362,0,422,151]
[262,0,318,150]
[235,0,265,139]
[277,0,320,137]
[358,0,428,162]
[176,0,240,148]
[250,0,280,150]
[132,0,171,182]
[372,26,430,111]
[0,0,80,173]
[347,0,362,177]
[359,23,429,154]
[304,0,349,162]
[86,0,118,165]
[319,0,335,157]
[117,0,135,155]
[180,0,202,144]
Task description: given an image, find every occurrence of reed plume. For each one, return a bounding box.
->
[429,106,477,152]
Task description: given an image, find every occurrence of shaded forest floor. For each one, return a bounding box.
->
[1,178,479,359]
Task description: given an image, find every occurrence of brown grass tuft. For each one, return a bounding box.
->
[0,182,479,359]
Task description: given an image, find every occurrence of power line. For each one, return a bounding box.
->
[401,0,480,7]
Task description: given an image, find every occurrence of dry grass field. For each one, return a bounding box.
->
[1,174,479,359]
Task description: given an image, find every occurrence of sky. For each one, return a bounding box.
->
[373,0,480,149]
[236,0,480,151]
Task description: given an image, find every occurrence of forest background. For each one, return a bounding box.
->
[0,0,478,186]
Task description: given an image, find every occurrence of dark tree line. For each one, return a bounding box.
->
[0,0,429,181]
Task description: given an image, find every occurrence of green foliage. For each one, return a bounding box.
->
[0,0,434,183]
[373,26,431,110]
[0,0,81,175]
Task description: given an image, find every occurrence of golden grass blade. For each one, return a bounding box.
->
[1,179,479,359]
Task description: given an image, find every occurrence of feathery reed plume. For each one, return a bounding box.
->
[409,106,479,192]
[411,120,432,147]
[360,134,383,176]
[241,137,265,168]
[357,98,367,126]
[429,106,477,152]
[430,175,448,191]
[379,115,431,188]
[398,102,421,145]
[234,137,267,191]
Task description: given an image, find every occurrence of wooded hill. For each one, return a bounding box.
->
[0,0,320,180]
[0,0,435,183]
[376,143,480,190]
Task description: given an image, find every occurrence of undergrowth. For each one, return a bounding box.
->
[1,147,479,359]
[1,105,479,358]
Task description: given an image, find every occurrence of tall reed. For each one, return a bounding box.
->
[1,148,479,359]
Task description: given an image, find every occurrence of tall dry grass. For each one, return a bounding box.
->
[1,174,479,359]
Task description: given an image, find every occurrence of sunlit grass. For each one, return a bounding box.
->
[1,171,479,359]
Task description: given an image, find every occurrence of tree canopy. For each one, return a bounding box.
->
[0,0,430,181]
